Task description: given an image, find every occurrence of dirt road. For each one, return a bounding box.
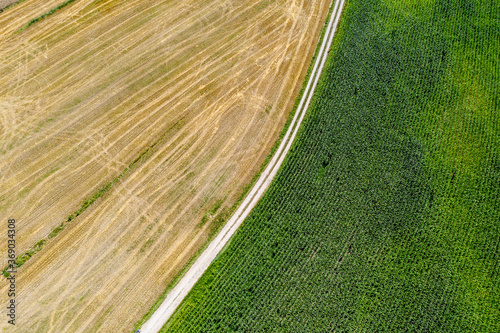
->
[0,1,332,332]
[140,0,346,331]
[0,0,18,11]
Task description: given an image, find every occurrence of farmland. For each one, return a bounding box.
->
[0,0,332,332]
[165,0,500,331]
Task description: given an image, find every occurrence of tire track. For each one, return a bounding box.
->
[140,0,346,331]
[0,1,332,331]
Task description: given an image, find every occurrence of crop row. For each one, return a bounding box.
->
[164,0,500,331]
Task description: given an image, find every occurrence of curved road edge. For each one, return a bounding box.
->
[140,0,346,331]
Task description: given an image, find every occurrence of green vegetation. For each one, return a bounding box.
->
[164,0,500,331]
[17,0,76,32]
[199,199,225,227]
[134,6,344,329]
[0,0,26,13]
[2,239,47,278]
[3,118,187,277]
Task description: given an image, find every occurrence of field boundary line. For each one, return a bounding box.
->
[140,0,346,331]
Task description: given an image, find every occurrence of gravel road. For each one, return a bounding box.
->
[140,0,346,331]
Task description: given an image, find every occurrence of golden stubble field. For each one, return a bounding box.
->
[0,0,331,331]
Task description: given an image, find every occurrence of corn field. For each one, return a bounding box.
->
[164,0,500,331]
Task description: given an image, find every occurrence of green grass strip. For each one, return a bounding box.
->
[16,0,76,32]
[0,0,26,13]
[163,0,500,331]
[132,2,341,332]
[3,118,185,278]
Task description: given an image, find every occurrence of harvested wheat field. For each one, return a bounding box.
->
[0,0,331,332]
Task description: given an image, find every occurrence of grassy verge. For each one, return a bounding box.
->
[0,0,25,13]
[16,0,76,32]
[163,0,500,331]
[132,3,339,331]
[3,118,185,278]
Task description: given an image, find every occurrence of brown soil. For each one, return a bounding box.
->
[0,0,18,11]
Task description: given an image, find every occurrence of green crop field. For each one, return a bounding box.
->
[163,0,500,331]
